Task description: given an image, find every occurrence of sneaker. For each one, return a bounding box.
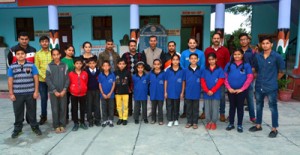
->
[219,114,226,122]
[89,122,94,127]
[174,120,179,126]
[144,119,149,124]
[249,126,262,132]
[205,123,211,130]
[102,121,107,127]
[80,123,88,130]
[180,113,186,118]
[237,126,243,133]
[226,124,235,131]
[211,123,217,130]
[109,121,114,127]
[250,118,256,124]
[123,120,127,125]
[151,120,156,124]
[11,130,22,139]
[269,130,278,138]
[167,121,173,127]
[117,119,123,125]
[32,127,42,136]
[199,112,205,119]
[39,115,47,125]
[135,120,139,124]
[72,124,79,131]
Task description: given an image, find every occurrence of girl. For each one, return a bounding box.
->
[224,49,253,133]
[201,53,224,130]
[69,58,88,131]
[149,59,165,125]
[46,49,69,133]
[164,54,184,127]
[80,42,97,69]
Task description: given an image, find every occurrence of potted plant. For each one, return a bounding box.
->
[278,78,294,101]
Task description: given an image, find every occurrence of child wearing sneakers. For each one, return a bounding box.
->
[201,53,224,130]
[164,54,184,127]
[98,60,116,127]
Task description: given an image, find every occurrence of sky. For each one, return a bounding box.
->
[210,12,251,34]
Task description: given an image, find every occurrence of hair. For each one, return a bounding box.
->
[39,36,50,42]
[64,44,75,51]
[212,32,222,38]
[171,54,180,67]
[227,49,245,73]
[260,35,273,43]
[18,32,29,38]
[106,39,114,43]
[128,40,137,46]
[238,33,249,40]
[188,37,198,44]
[15,47,26,54]
[207,52,217,59]
[136,61,145,68]
[102,60,110,66]
[189,53,198,59]
[149,35,157,40]
[50,48,60,55]
[117,58,126,64]
[87,57,97,63]
[168,41,176,46]
[153,58,162,65]
[73,57,83,64]
[82,41,92,49]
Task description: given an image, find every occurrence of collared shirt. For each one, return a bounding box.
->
[242,47,256,67]
[132,73,149,100]
[98,72,116,99]
[254,51,285,92]
[89,68,96,73]
[204,46,230,69]
[183,65,202,100]
[165,67,184,99]
[149,70,165,100]
[201,66,225,99]
[180,49,205,69]
[34,49,52,82]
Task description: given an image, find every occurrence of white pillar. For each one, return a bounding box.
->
[48,5,59,49]
[215,3,225,45]
[276,0,291,55]
[129,4,140,44]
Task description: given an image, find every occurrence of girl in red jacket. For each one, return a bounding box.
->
[69,58,88,131]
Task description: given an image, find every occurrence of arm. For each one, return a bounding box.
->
[33,75,39,99]
[107,82,115,98]
[45,65,58,93]
[7,50,13,66]
[8,77,16,101]
[97,53,103,70]
[142,51,151,71]
[211,78,225,93]
[181,81,185,99]
[180,53,185,68]
[240,74,254,91]
[34,53,46,80]
[60,66,70,97]
[200,52,205,70]
[200,78,209,93]
[160,51,166,70]
[224,73,235,93]
[164,80,168,99]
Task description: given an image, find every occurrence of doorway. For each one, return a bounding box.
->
[58,17,73,51]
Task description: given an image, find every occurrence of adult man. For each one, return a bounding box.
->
[97,39,120,72]
[164,41,181,71]
[249,36,285,138]
[203,33,230,122]
[141,35,164,71]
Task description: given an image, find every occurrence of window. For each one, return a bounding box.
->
[15,18,34,41]
[140,16,160,28]
[92,16,112,40]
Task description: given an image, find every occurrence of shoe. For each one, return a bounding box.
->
[117,119,123,125]
[226,124,235,131]
[123,120,127,125]
[219,114,226,122]
[11,130,22,139]
[32,127,42,136]
[205,123,211,130]
[95,121,101,127]
[144,119,149,124]
[102,121,107,127]
[159,122,164,125]
[185,123,192,128]
[180,113,186,118]
[89,122,94,127]
[80,123,88,130]
[109,122,114,127]
[174,120,179,126]
[269,130,278,138]
[211,123,217,130]
[193,124,198,129]
[249,126,262,132]
[245,106,249,111]
[72,124,79,131]
[237,126,243,133]
[250,118,256,124]
[135,120,139,124]
[60,127,66,133]
[39,115,47,125]
[151,120,156,124]
[167,121,173,127]
[55,127,61,134]
[199,112,205,119]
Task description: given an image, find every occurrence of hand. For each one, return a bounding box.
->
[107,93,112,99]
[164,92,168,99]
[102,93,107,99]
[60,90,66,97]
[9,94,16,101]
[180,93,184,99]
[33,92,39,99]
[54,92,61,97]
[207,90,213,96]
[228,88,236,94]
[235,89,243,94]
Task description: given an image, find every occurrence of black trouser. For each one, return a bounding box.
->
[66,92,71,120]
[166,99,180,121]
[13,94,38,131]
[87,90,101,123]
[151,100,164,122]
[101,98,114,121]
[128,93,133,115]
[50,94,67,128]
[185,99,199,125]
[228,91,247,126]
[134,100,147,120]
[71,95,86,124]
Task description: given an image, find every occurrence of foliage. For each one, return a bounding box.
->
[226,4,252,27]
[278,78,291,90]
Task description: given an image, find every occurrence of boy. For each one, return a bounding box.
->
[132,61,149,124]
[98,60,116,127]
[184,53,202,129]
[8,48,42,138]
[115,59,131,125]
[86,58,101,127]
[35,36,52,125]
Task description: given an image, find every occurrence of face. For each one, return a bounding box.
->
[153,60,161,70]
[88,61,96,69]
[117,61,126,70]
[74,61,83,70]
[189,55,198,65]
[129,42,137,53]
[149,37,157,48]
[18,36,29,47]
[51,50,61,62]
[171,56,180,66]
[137,65,144,73]
[212,34,221,46]
[84,43,92,53]
[106,41,114,51]
[261,39,273,51]
[102,62,111,71]
[233,51,243,61]
[168,43,176,53]
[208,56,217,66]
[239,36,250,47]
[65,46,74,57]
[40,39,49,49]
[15,51,26,62]
[188,39,197,49]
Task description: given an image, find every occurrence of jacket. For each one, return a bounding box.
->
[97,49,120,71]
[68,70,88,96]
[46,61,70,93]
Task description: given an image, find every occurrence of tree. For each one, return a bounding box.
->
[226,4,252,28]
[230,28,249,49]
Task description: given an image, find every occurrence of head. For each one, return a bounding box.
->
[168,41,176,53]
[232,49,244,62]
[74,57,83,70]
[128,40,137,53]
[83,41,92,53]
[15,48,26,62]
[188,37,198,50]
[51,48,61,62]
[101,60,111,72]
[105,39,114,51]
[64,44,75,58]
[87,58,97,69]
[149,36,157,49]
[212,33,221,47]
[18,32,30,47]
[239,33,250,48]
[189,53,199,65]
[117,58,127,71]
[171,54,180,67]
[136,61,145,73]
[207,53,217,67]
[260,36,273,52]
[153,59,162,71]
[39,36,50,50]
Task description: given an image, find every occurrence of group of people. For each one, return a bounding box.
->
[7,31,284,139]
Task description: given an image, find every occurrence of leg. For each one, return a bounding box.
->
[185,99,192,124]
[60,95,67,127]
[71,95,79,124]
[134,100,141,120]
[25,95,38,128]
[79,96,86,124]
[219,85,226,115]
[192,100,200,124]
[108,99,115,121]
[86,91,93,123]
[66,92,71,120]
[228,93,236,125]
[158,100,164,122]
[141,101,147,120]
[50,94,59,128]
[166,99,172,121]
[237,91,247,126]
[101,99,108,122]
[13,95,25,132]
[174,99,180,121]
[247,83,256,119]
[93,91,101,123]
[212,100,220,123]
[255,91,265,126]
[128,93,133,116]
[123,95,129,120]
[267,91,279,128]
[39,82,48,117]
[151,100,158,122]
[115,95,123,120]
[204,100,211,123]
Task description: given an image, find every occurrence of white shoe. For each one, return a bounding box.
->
[174,120,179,126]
[167,121,173,127]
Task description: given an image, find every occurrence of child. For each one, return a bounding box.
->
[80,41,97,70]
[184,53,202,129]
[61,44,75,122]
[164,54,184,127]
[86,58,101,127]
[132,61,149,124]
[201,53,225,130]
[7,48,42,138]
[98,60,116,127]
[224,49,253,133]
[69,57,88,131]
[46,48,70,133]
[114,59,131,126]
[149,59,165,125]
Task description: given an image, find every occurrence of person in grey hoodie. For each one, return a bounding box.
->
[46,48,69,133]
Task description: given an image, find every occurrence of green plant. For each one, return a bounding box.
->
[278,79,291,90]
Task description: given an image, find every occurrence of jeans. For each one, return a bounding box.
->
[246,83,256,119]
[220,85,226,114]
[255,90,279,128]
[228,91,247,126]
[39,82,48,117]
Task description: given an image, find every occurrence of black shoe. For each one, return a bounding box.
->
[102,122,107,127]
[144,119,149,124]
[89,122,94,127]
[117,119,123,125]
[245,106,249,111]
[80,123,88,130]
[135,120,139,124]
[268,130,278,138]
[123,120,127,125]
[39,115,47,125]
[180,113,186,118]
[72,123,79,131]
[249,126,262,132]
[237,126,243,133]
[11,130,22,139]
[95,121,101,127]
[226,124,235,131]
[109,122,114,127]
[32,127,42,136]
